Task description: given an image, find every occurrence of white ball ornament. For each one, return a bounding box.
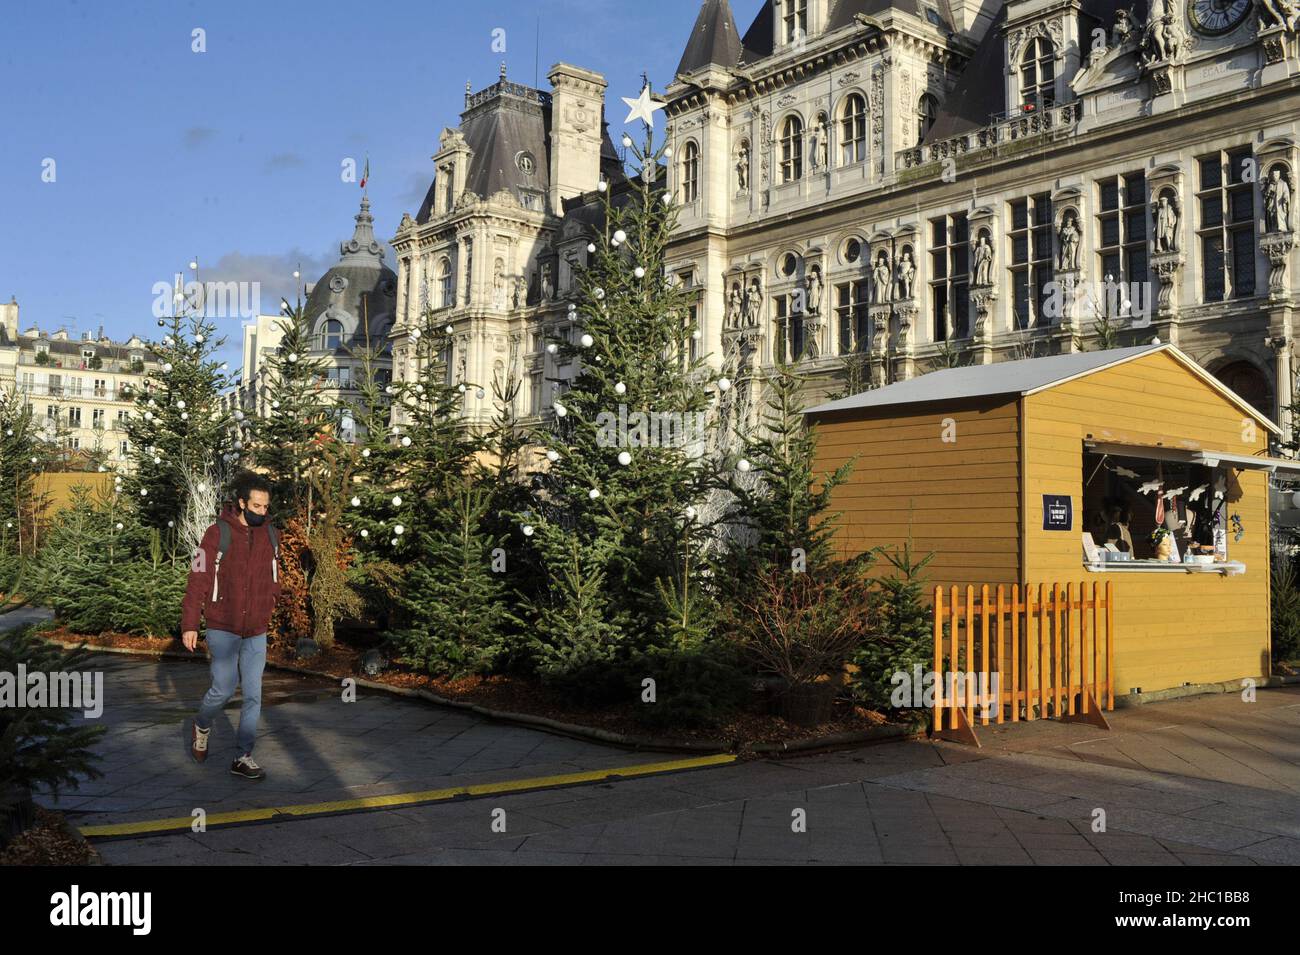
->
[597,180,607,192]
[553,402,567,417]
[176,400,186,409]
[153,456,161,464]
[351,496,361,507]
[738,458,752,473]
[360,529,369,538]
[195,334,205,343]
[288,353,298,363]
[614,382,626,395]
[546,449,559,462]
[589,488,601,500]
[718,377,732,392]
[580,334,594,348]
[613,229,627,244]
[362,448,371,458]
[410,328,421,340]
[392,495,403,506]
[594,288,606,300]
[458,384,467,393]
[168,520,175,528]
[618,451,632,466]
[181,412,189,420]
[272,400,281,409]
[394,525,405,536]
[686,505,697,520]
[621,134,633,148]
[445,325,454,334]
[390,538,398,547]
[144,411,154,421]
[401,436,411,447]
[546,343,558,354]
[522,524,535,537]
[663,145,674,158]
[476,388,485,399]
[162,363,173,373]
[140,489,148,496]
[634,267,645,279]
[116,522,124,530]
[587,243,596,253]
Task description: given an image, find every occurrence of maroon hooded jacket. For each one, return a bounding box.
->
[180,504,282,639]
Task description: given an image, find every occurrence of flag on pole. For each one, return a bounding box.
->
[360,156,369,190]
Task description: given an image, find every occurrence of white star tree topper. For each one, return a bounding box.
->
[621,84,665,128]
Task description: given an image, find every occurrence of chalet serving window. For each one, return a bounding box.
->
[1082,450,1237,571]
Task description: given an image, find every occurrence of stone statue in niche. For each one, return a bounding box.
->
[736,142,749,191]
[972,233,994,286]
[540,262,553,301]
[512,276,523,309]
[1154,190,1181,252]
[493,260,506,308]
[1265,165,1293,234]
[810,115,828,170]
[743,278,763,327]
[895,250,916,300]
[805,267,823,314]
[871,251,892,304]
[1141,0,1184,65]
[1112,8,1134,45]
[1058,212,1081,271]
[726,282,743,328]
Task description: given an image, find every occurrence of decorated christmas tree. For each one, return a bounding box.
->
[122,304,237,533]
[520,83,730,679]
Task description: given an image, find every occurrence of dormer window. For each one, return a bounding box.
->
[782,0,807,44]
[1020,36,1056,112]
[320,319,345,350]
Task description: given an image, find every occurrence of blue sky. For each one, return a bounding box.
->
[1,0,745,371]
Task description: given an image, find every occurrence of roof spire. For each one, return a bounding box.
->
[676,0,741,76]
[500,60,508,81]
[338,196,385,268]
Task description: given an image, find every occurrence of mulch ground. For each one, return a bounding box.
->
[39,626,905,749]
[0,807,100,866]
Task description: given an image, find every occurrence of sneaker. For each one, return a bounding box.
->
[231,754,265,780]
[191,721,210,763]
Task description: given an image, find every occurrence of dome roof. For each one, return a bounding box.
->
[305,197,397,352]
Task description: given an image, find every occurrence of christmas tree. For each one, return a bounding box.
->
[520,90,730,677]
[122,305,237,533]
[251,294,330,517]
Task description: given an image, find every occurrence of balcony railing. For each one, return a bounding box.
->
[896,102,1082,172]
[16,383,132,401]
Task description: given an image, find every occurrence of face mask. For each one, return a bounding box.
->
[243,507,267,527]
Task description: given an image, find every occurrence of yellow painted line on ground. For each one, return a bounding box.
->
[78,753,737,839]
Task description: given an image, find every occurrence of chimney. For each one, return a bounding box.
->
[0,297,16,342]
[546,63,608,212]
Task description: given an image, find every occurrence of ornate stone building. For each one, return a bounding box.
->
[663,0,1300,435]
[388,63,626,427]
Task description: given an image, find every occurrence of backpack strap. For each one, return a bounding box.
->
[213,519,232,602]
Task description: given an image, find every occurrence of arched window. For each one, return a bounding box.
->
[682,141,700,203]
[320,319,344,350]
[780,115,804,183]
[1214,361,1273,418]
[839,93,866,166]
[1020,36,1056,111]
[437,257,454,308]
[916,93,938,146]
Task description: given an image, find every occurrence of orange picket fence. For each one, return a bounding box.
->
[930,582,1115,746]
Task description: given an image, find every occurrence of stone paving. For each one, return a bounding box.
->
[8,609,1299,865]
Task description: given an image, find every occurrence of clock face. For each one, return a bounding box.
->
[1189,0,1253,35]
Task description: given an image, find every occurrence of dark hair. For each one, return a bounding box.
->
[231,470,272,507]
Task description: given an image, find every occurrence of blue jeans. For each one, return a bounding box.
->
[194,630,267,757]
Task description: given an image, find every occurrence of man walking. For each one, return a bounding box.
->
[180,471,282,779]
